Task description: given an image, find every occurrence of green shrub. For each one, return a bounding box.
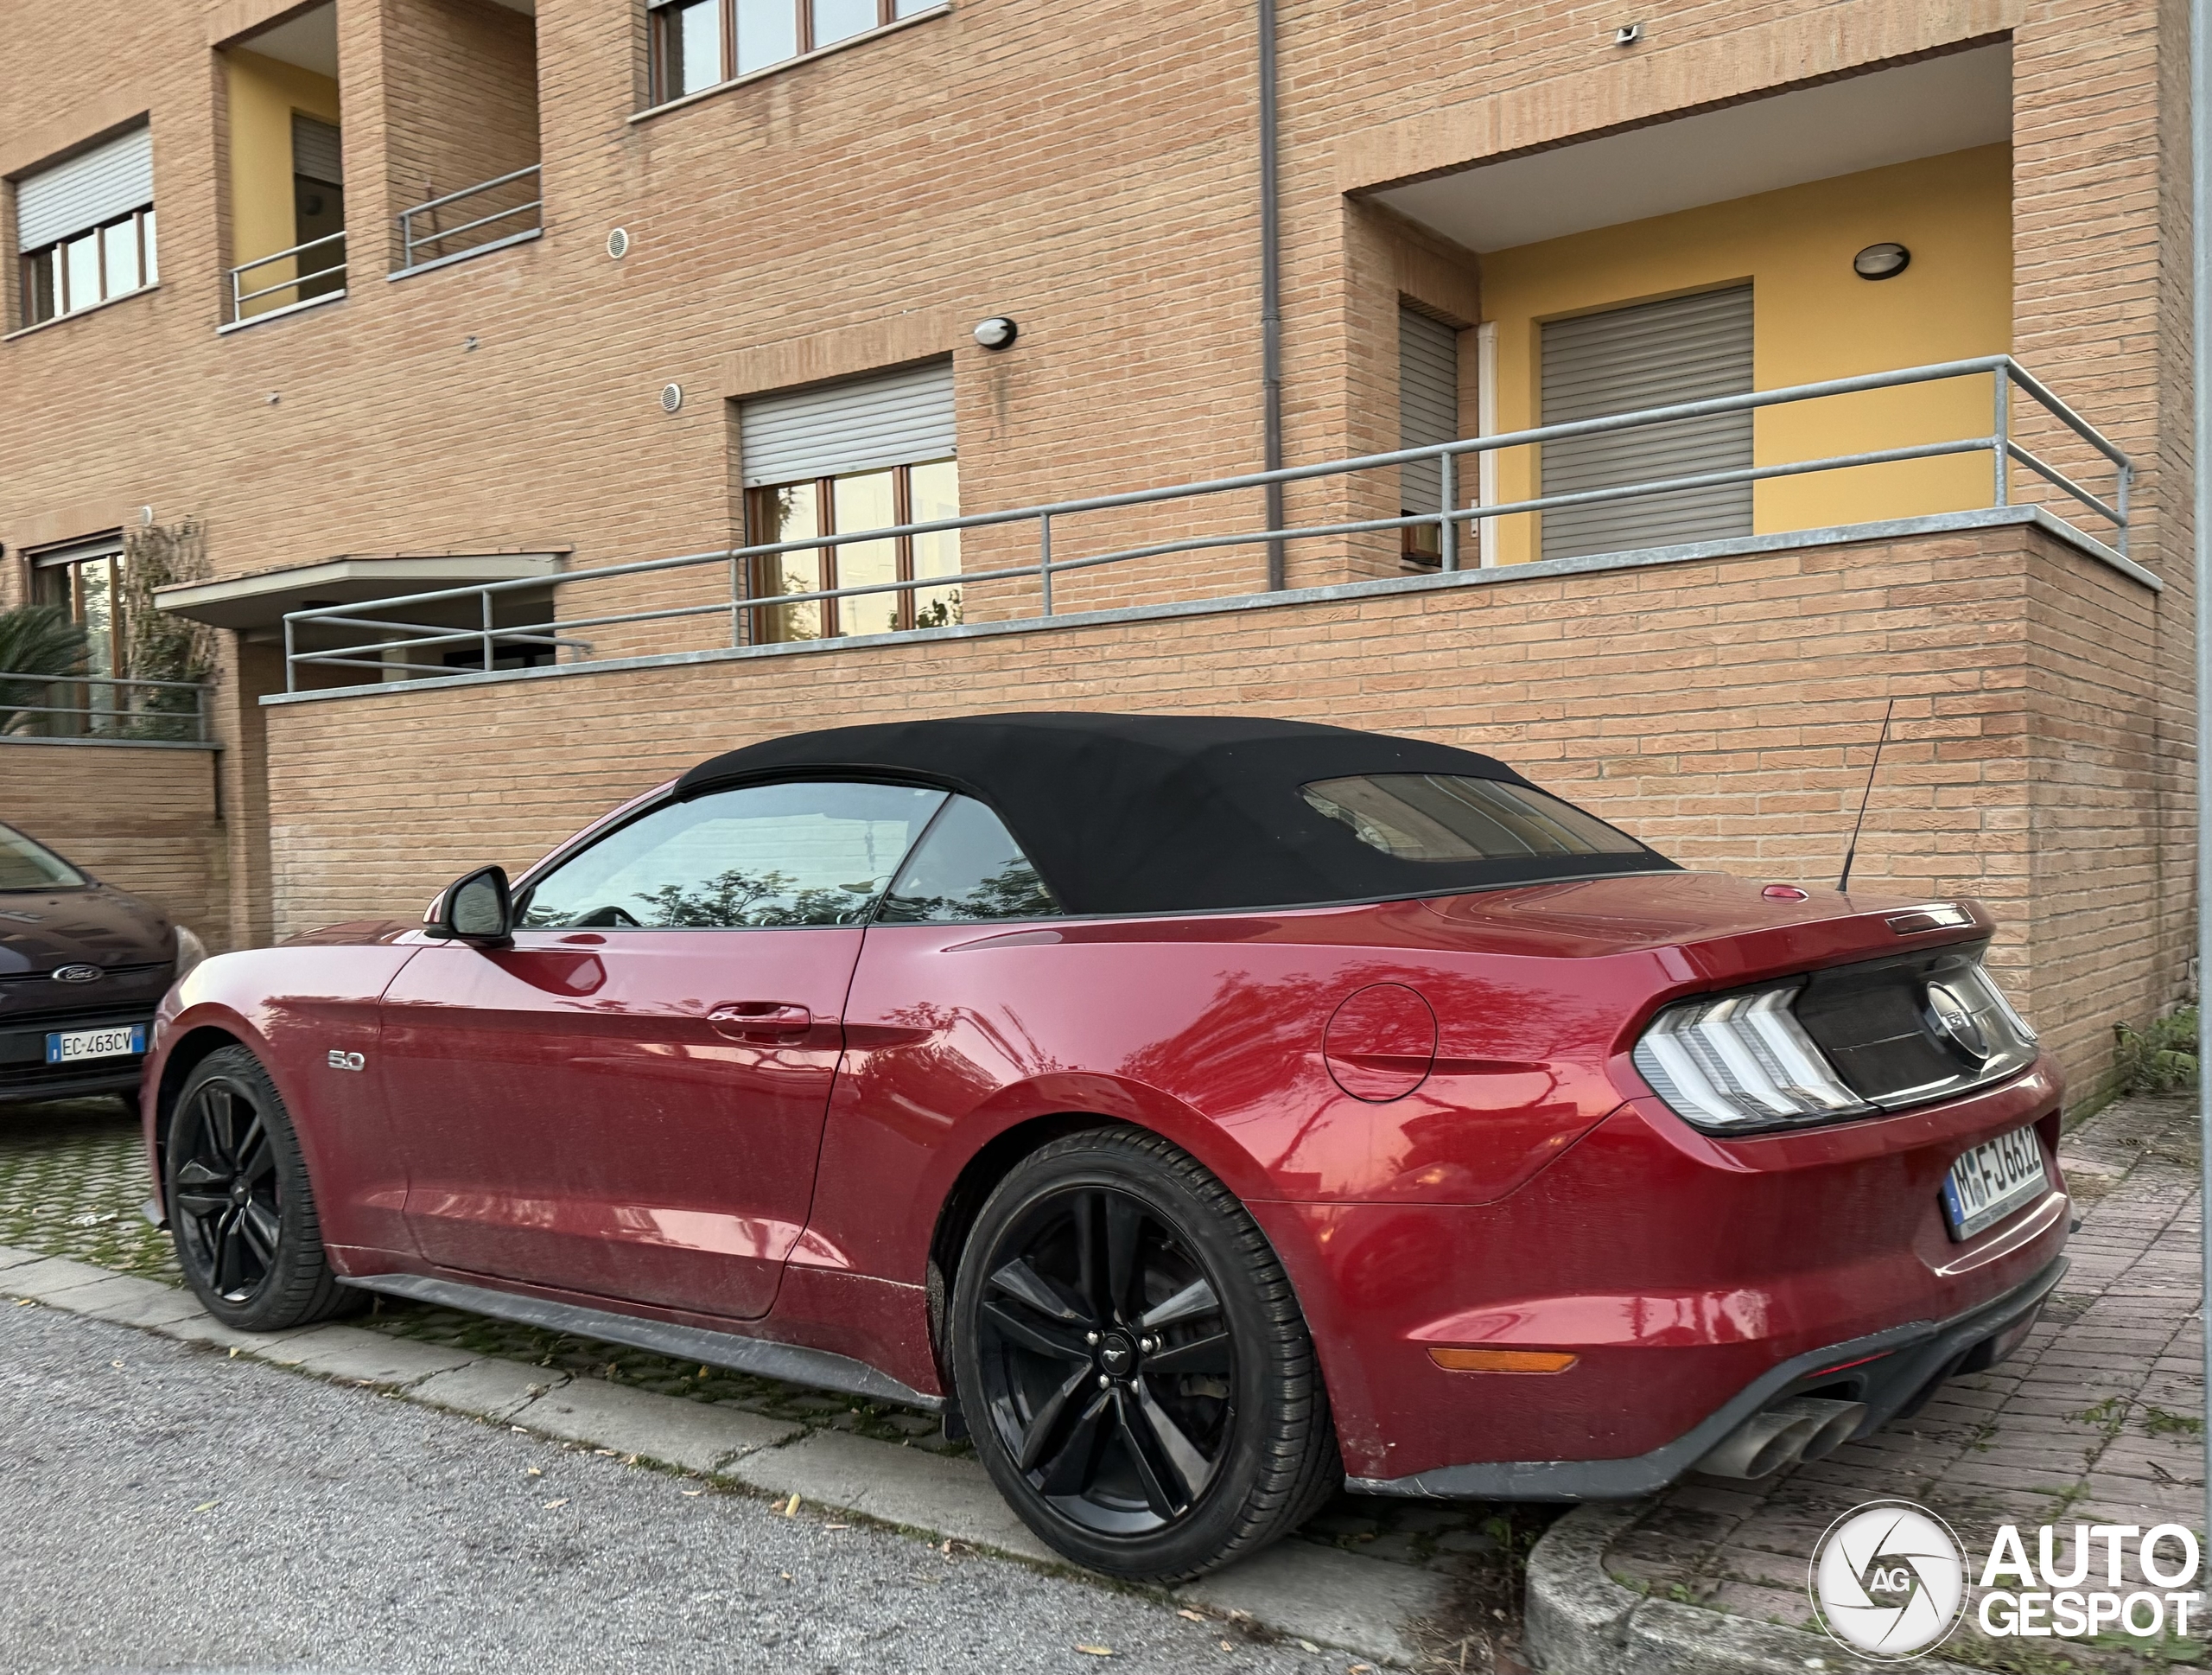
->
[2116,1006,2199,1095]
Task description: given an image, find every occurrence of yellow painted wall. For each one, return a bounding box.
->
[1478,144,2012,564]
[225,48,340,315]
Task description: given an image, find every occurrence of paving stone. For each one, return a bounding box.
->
[3,1255,122,1298]
[521,1374,804,1472]
[28,1271,199,1327]
[257,1326,481,1387]
[1179,1532,1449,1668]
[411,1360,571,1423]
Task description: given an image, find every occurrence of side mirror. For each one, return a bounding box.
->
[423,864,512,944]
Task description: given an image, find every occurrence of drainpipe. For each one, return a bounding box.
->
[1260,0,1285,589]
[2192,0,2211,1576]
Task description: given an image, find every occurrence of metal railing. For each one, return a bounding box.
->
[0,672,213,743]
[283,354,2133,691]
[397,165,543,272]
[227,231,347,323]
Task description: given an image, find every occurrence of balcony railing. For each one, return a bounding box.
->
[0,672,213,743]
[226,231,347,326]
[282,354,2135,691]
[396,166,543,274]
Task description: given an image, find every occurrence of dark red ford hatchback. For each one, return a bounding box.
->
[140,714,2067,1578]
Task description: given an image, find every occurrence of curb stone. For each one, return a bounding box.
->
[3,1242,1447,1667]
[1524,1503,1980,1675]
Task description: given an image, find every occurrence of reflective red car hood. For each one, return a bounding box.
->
[281,919,420,947]
[1422,871,1992,978]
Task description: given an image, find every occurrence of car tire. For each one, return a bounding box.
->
[950,1126,1339,1582]
[165,1044,361,1331]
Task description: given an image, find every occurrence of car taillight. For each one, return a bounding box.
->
[1632,956,2038,1134]
[1633,985,1872,1131]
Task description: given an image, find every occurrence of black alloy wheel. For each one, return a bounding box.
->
[951,1128,1339,1582]
[166,1045,358,1331]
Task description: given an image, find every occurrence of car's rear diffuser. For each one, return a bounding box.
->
[339,1271,944,1411]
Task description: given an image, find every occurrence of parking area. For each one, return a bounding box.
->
[9,1092,2202,1673]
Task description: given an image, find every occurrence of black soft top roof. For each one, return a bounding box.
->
[674,712,1669,915]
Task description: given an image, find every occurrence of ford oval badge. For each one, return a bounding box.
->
[51,964,104,984]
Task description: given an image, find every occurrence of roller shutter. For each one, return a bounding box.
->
[1539,285,1753,562]
[740,361,956,487]
[16,126,153,254]
[1399,305,1460,517]
[291,116,343,186]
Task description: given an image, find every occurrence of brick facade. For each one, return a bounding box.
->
[264,516,2159,1106]
[0,0,2194,1105]
[1,743,228,949]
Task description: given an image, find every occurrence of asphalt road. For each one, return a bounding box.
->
[0,1303,1349,1675]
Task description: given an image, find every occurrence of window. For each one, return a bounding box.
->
[1398,303,1460,567]
[879,797,1060,923]
[516,780,947,929]
[28,534,127,678]
[0,824,86,891]
[750,459,959,641]
[290,115,346,303]
[16,127,156,328]
[651,0,936,101]
[739,361,960,642]
[1539,285,1752,562]
[1301,774,1649,863]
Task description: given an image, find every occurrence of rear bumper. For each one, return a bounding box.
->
[1351,1251,2067,1500]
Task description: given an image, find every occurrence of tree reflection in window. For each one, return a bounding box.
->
[630,866,883,927]
[878,796,1061,924]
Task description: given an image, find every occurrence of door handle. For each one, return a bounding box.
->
[709,1002,814,1038]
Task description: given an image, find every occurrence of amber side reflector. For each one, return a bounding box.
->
[1428,1347,1579,1374]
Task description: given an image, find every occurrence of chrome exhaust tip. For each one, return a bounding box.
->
[1778,1396,1868,1462]
[1693,1396,1871,1479]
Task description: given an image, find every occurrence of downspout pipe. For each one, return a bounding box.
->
[2192,0,2211,1581]
[1260,0,1285,589]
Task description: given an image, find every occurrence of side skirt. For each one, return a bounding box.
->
[339,1271,944,1411]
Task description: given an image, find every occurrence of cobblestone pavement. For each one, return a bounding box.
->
[0,1093,1539,1644]
[1609,1092,2207,1674]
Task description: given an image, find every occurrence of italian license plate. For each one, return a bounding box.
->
[44,1023,147,1065]
[1941,1124,2050,1240]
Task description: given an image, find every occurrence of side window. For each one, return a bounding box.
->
[518,780,946,929]
[877,796,1060,924]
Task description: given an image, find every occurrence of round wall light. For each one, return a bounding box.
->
[660,382,683,413]
[1853,242,1910,281]
[607,227,631,260]
[972,315,1019,351]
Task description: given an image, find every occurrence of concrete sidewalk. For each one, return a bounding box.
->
[1530,1092,2206,1675]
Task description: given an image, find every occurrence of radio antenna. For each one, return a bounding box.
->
[1836,697,1896,894]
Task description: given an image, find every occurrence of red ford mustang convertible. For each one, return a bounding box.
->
[141,714,2067,1578]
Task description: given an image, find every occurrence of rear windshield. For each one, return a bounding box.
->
[1301,774,1649,863]
[0,824,86,890]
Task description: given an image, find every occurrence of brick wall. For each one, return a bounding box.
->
[262,519,2160,1109]
[2,743,229,947]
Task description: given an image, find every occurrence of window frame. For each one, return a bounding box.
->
[29,540,127,676]
[649,0,922,105]
[20,204,156,328]
[746,457,955,642]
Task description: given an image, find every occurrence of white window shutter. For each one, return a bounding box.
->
[741,361,957,487]
[16,126,153,253]
[1539,285,1754,562]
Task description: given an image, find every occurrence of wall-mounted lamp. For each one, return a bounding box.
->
[1613,22,1643,45]
[1853,243,1911,281]
[972,315,1019,351]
